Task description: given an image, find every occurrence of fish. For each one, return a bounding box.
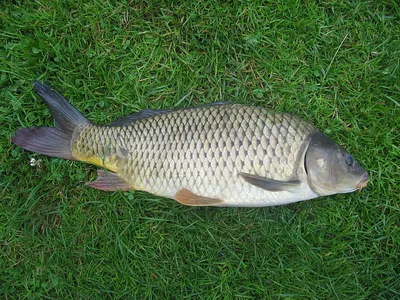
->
[11,81,369,207]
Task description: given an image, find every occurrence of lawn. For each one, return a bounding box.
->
[1,0,399,298]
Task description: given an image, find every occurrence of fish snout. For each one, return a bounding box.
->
[356,172,369,191]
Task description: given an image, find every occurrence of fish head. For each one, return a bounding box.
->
[305,132,369,196]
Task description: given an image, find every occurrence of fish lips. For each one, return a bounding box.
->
[335,172,369,194]
[356,172,369,191]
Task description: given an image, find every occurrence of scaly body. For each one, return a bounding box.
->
[73,105,317,206]
[12,82,369,207]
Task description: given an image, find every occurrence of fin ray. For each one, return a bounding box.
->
[239,172,301,192]
[86,170,131,191]
[110,109,174,126]
[110,102,233,126]
[34,81,88,130]
[175,189,223,206]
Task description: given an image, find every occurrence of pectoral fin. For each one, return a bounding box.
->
[86,170,132,191]
[239,172,301,192]
[175,189,223,206]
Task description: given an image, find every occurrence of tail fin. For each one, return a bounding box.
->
[11,81,90,160]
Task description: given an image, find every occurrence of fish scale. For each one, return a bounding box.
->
[71,104,317,206]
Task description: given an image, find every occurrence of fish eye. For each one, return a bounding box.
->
[345,154,354,167]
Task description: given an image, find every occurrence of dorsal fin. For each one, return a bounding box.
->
[110,109,174,126]
[110,101,233,126]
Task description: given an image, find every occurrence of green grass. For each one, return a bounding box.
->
[1,0,399,298]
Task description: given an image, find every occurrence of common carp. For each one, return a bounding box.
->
[11,82,369,207]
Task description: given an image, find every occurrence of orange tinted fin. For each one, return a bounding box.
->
[175,189,223,206]
[86,170,131,191]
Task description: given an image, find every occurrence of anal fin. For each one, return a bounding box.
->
[175,189,223,206]
[86,170,132,191]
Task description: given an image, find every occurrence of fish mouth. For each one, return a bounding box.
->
[356,172,369,191]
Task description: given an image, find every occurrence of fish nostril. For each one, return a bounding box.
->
[345,154,354,167]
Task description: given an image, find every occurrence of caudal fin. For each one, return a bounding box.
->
[11,81,90,160]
